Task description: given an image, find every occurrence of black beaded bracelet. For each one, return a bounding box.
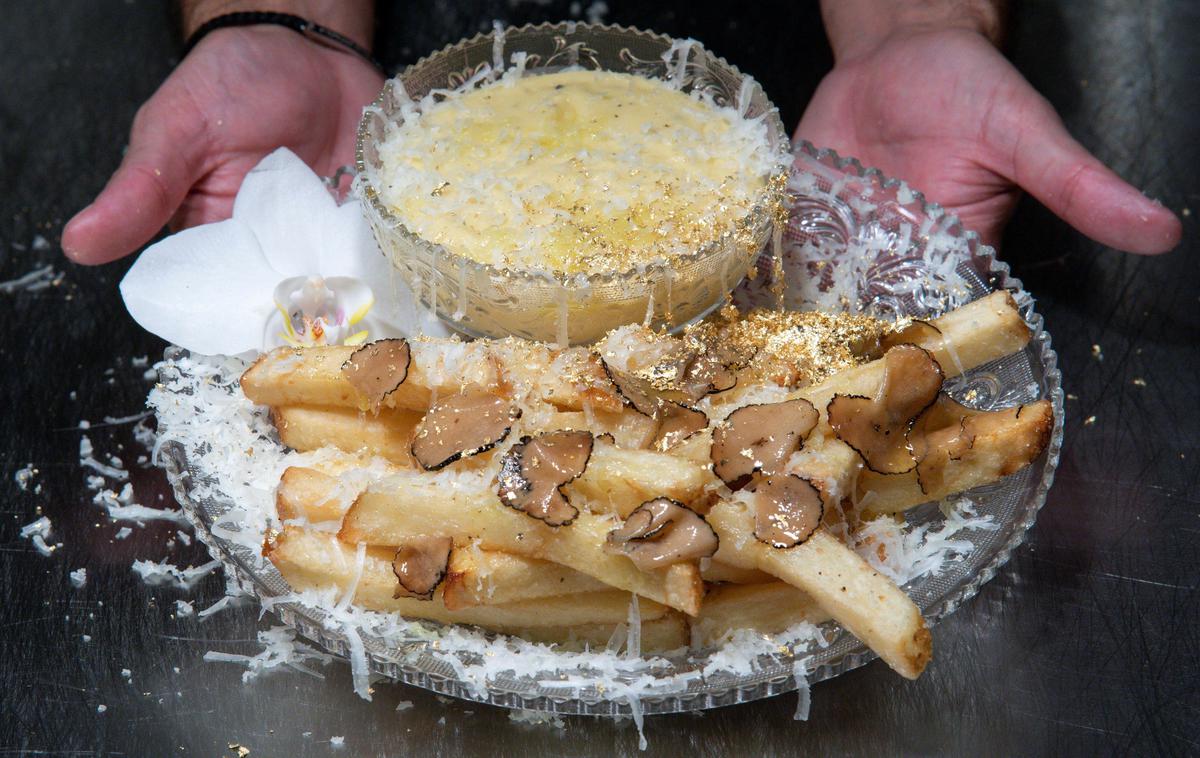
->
[183,10,384,72]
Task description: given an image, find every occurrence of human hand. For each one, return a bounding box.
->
[797,25,1181,254]
[62,25,384,264]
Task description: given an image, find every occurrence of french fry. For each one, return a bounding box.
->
[340,475,704,615]
[789,291,1030,415]
[566,444,714,516]
[273,422,713,516]
[857,399,1054,513]
[275,467,618,609]
[442,547,609,609]
[707,501,931,679]
[276,466,356,523]
[882,290,1030,374]
[691,582,831,647]
[243,340,624,415]
[700,561,775,585]
[273,405,421,466]
[530,613,688,652]
[267,526,680,634]
[243,341,509,411]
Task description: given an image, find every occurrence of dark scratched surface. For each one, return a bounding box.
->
[2,1,1198,755]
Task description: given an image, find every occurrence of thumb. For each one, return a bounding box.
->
[63,97,208,265]
[1009,102,1181,255]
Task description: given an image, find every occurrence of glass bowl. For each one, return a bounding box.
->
[354,22,790,345]
[159,140,1062,716]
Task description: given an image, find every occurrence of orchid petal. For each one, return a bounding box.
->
[233,148,334,275]
[119,220,279,356]
[325,199,451,338]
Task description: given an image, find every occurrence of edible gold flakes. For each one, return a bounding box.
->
[692,307,892,388]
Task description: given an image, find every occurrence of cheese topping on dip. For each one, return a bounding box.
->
[375,69,778,275]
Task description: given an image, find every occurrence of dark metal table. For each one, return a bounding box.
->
[3,1,1197,755]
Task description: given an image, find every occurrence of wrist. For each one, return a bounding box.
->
[820,0,1007,62]
[180,0,374,51]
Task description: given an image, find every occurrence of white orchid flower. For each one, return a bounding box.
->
[120,147,448,357]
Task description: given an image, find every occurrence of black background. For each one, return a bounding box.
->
[2,1,1197,755]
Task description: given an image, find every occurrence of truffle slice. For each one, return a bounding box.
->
[604,360,662,418]
[411,393,519,471]
[603,361,709,451]
[656,402,710,451]
[340,338,411,407]
[908,394,999,494]
[667,346,741,401]
[392,536,453,600]
[827,344,944,474]
[604,498,719,571]
[497,430,594,526]
[711,399,819,490]
[747,475,824,548]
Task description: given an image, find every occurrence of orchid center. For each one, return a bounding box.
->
[271,275,374,348]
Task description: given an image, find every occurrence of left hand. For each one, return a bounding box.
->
[797,27,1181,254]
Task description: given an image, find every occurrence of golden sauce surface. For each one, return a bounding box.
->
[377,69,774,274]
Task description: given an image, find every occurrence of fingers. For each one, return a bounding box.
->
[1008,100,1181,255]
[63,94,209,265]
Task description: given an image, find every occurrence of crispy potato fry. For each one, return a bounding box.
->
[883,290,1030,374]
[244,340,622,416]
[857,399,1054,513]
[692,582,831,647]
[790,291,1030,415]
[533,613,688,652]
[566,444,713,516]
[243,342,504,411]
[274,464,661,610]
[274,420,713,515]
[273,405,420,466]
[276,466,354,523]
[700,561,775,585]
[341,476,704,615]
[443,547,610,609]
[267,527,681,634]
[707,501,931,679]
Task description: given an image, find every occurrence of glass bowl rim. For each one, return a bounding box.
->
[353,20,792,288]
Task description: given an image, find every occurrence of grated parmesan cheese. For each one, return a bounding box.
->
[14,464,37,491]
[204,626,333,683]
[508,709,565,729]
[131,559,221,590]
[20,516,58,556]
[0,264,61,294]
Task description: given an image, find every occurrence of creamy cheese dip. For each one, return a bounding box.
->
[375,69,778,275]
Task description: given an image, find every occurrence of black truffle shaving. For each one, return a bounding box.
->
[411,394,520,471]
[826,345,944,475]
[604,497,719,570]
[747,474,824,549]
[340,338,411,408]
[600,359,709,451]
[711,398,819,490]
[392,536,452,600]
[496,430,594,526]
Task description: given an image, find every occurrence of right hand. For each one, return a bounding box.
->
[62,26,385,265]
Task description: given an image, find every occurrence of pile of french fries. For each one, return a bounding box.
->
[244,291,1052,679]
